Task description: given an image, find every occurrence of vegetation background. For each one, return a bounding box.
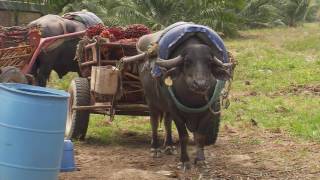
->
[16,0,320,36]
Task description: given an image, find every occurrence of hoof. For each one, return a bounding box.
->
[195,161,211,180]
[163,146,177,155]
[177,162,191,172]
[198,173,213,180]
[150,148,162,158]
[194,159,209,167]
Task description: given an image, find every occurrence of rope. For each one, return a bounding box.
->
[221,52,238,109]
[167,80,225,113]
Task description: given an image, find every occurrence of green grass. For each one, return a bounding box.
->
[47,72,78,90]
[228,24,320,93]
[49,23,320,142]
[225,23,320,141]
[84,115,151,145]
[223,95,320,139]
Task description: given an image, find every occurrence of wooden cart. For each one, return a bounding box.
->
[66,35,150,139]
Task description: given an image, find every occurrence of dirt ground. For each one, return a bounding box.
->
[59,125,320,180]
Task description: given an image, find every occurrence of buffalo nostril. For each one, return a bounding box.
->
[197,80,206,87]
[193,80,208,91]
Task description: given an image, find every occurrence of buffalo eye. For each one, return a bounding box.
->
[184,59,192,67]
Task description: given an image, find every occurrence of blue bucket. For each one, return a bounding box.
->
[60,140,76,172]
[0,83,69,180]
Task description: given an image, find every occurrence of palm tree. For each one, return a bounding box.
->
[35,0,320,35]
[106,0,185,30]
[304,0,320,22]
[182,0,246,37]
[278,0,313,26]
[240,0,280,28]
[76,0,246,36]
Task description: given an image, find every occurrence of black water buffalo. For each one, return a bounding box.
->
[27,11,102,86]
[137,27,231,172]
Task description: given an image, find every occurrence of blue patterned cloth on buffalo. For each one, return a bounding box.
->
[63,11,103,27]
[152,22,228,77]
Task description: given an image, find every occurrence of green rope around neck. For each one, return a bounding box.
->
[167,80,225,113]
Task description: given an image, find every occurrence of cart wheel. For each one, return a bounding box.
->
[0,66,28,83]
[65,77,90,140]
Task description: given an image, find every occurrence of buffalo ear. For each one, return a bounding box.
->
[210,55,231,80]
[210,57,231,80]
[212,66,231,80]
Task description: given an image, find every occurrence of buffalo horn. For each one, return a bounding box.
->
[213,57,233,67]
[155,55,183,68]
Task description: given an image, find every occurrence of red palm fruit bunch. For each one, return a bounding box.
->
[117,38,138,44]
[124,24,151,39]
[86,24,106,38]
[107,27,125,40]
[0,32,5,38]
[100,29,116,41]
[0,36,3,48]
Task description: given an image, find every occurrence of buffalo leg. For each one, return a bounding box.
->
[194,132,211,179]
[175,122,190,171]
[163,113,177,155]
[36,58,52,87]
[35,53,52,87]
[150,111,161,158]
[194,132,206,163]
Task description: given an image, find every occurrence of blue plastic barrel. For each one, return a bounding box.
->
[0,83,69,180]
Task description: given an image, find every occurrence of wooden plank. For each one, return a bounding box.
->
[73,103,149,111]
[124,72,140,80]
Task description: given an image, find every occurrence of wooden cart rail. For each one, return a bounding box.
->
[80,40,139,67]
[22,30,86,74]
[72,103,149,111]
[0,45,33,69]
[0,28,86,74]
